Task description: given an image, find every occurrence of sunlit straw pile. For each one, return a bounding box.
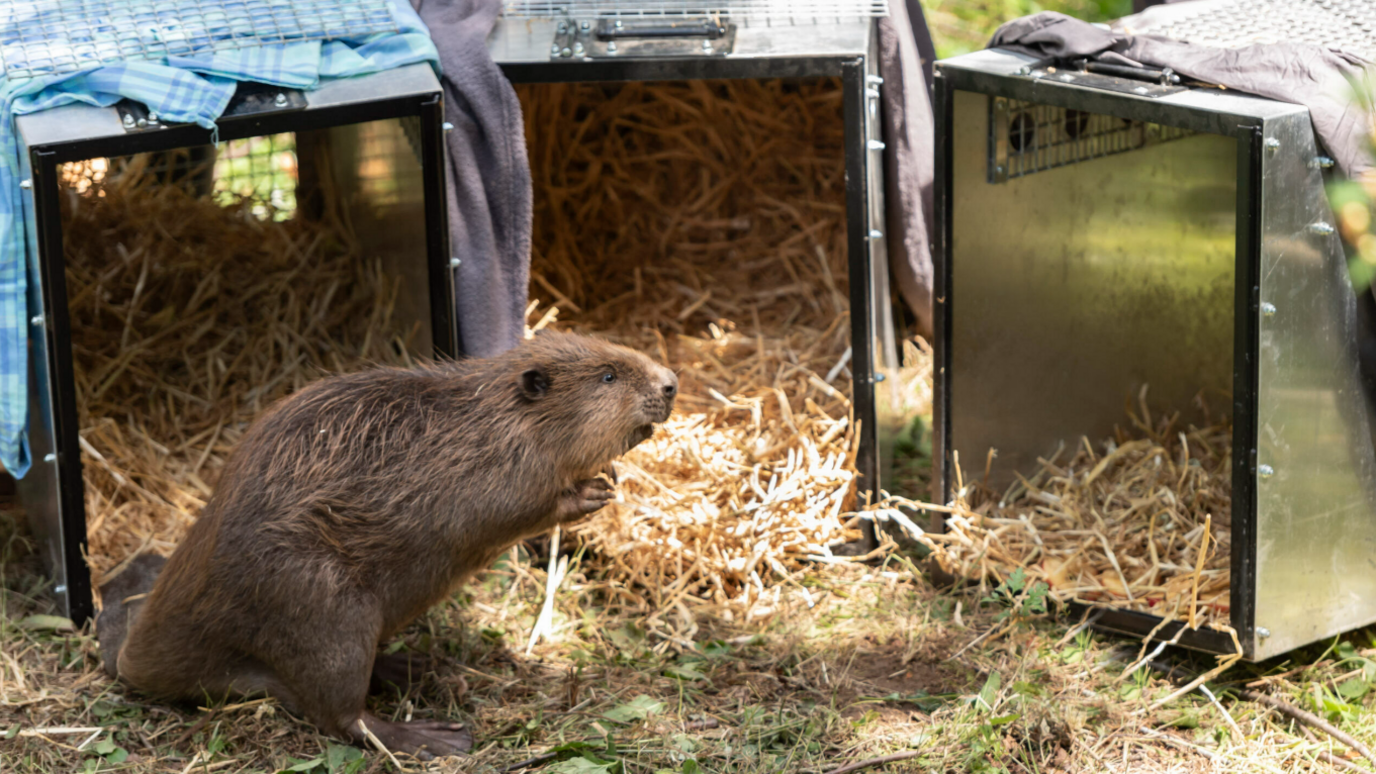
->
[62,151,419,585]
[886,391,1232,629]
[517,79,920,629]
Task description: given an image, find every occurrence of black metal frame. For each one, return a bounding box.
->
[23,85,454,626]
[932,65,1264,658]
[500,54,883,550]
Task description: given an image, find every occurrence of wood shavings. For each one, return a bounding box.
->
[886,398,1232,629]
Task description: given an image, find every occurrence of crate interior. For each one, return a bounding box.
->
[941,90,1238,629]
[60,118,433,582]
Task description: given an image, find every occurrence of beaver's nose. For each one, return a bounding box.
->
[660,369,679,399]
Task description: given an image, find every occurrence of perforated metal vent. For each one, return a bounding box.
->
[0,1,397,81]
[989,97,1195,183]
[502,1,889,20]
[1123,0,1376,61]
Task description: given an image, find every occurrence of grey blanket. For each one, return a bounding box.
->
[414,0,532,358]
[989,10,1373,177]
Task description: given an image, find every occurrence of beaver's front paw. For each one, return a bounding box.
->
[556,477,615,522]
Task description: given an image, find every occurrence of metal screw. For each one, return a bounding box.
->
[701,39,713,52]
[122,113,135,128]
[865,74,884,85]
[449,257,461,268]
[607,41,618,53]
[44,453,56,463]
[557,21,568,33]
[572,41,584,55]
[53,584,67,595]
[580,20,591,31]
[1312,156,1336,169]
[1132,86,1149,95]
[615,19,623,28]
[867,140,886,151]
[442,122,454,132]
[874,373,886,383]
[1257,627,1272,639]
[868,229,883,239]
[1016,66,1032,76]
[30,314,43,327]
[551,43,561,55]
[136,117,148,128]
[1258,464,1275,480]
[147,112,159,123]
[561,47,572,57]
[866,87,880,99]
[274,93,288,107]
[1261,302,1277,317]
[1308,222,1336,235]
[1264,138,1280,153]
[19,179,31,190]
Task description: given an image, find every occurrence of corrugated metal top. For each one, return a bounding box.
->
[502,1,890,20]
[1124,0,1376,61]
[0,1,398,81]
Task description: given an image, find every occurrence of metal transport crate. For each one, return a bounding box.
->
[931,30,1373,659]
[488,1,900,549]
[15,64,455,624]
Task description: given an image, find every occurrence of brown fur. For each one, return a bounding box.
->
[104,331,677,759]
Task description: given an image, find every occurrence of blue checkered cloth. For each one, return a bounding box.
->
[0,1,439,478]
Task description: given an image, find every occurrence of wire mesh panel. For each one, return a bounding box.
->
[1125,0,1376,61]
[502,1,889,20]
[214,133,298,220]
[990,98,1195,182]
[0,1,397,80]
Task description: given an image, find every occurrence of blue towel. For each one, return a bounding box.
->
[0,0,440,478]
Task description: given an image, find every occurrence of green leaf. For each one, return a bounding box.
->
[278,758,324,772]
[4,724,19,740]
[105,747,129,764]
[1011,681,1045,698]
[681,761,701,774]
[663,663,708,682]
[977,672,1001,712]
[341,761,367,774]
[17,615,75,632]
[1165,711,1200,729]
[93,738,116,755]
[702,641,731,658]
[1338,678,1370,700]
[1004,568,1027,594]
[547,757,618,774]
[989,714,1021,726]
[326,743,362,772]
[1337,641,1361,662]
[604,695,664,723]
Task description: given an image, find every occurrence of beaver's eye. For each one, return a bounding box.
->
[602,372,616,384]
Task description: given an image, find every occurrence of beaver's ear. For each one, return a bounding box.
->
[521,368,550,399]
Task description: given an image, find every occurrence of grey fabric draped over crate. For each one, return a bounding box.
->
[415,0,534,358]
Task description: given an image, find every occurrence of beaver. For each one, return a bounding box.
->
[99,331,677,759]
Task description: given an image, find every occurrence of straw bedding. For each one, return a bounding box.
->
[886,392,1233,630]
[62,151,419,584]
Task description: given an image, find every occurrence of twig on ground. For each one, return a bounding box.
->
[1300,725,1376,774]
[820,750,920,774]
[1238,687,1376,770]
[501,751,561,772]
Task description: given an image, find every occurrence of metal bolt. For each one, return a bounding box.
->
[44,453,56,463]
[136,117,147,128]
[274,93,288,107]
[865,74,884,85]
[19,179,31,190]
[551,43,561,55]
[607,41,618,53]
[580,20,590,31]
[557,21,568,33]
[868,229,883,239]
[122,113,135,128]
[1264,137,1280,153]
[1258,464,1275,480]
[1016,66,1032,76]
[449,257,461,268]
[572,41,584,55]
[442,122,454,132]
[1308,222,1336,236]
[1312,156,1336,169]
[30,314,43,327]
[1257,627,1271,639]
[615,19,623,28]
[1261,302,1277,317]
[995,165,1005,174]
[561,47,572,57]
[53,584,67,595]
[866,87,880,99]
[867,140,886,151]
[1132,86,1149,95]
[701,39,713,52]
[147,112,159,123]
[874,373,886,383]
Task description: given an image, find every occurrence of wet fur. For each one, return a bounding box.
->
[104,331,677,759]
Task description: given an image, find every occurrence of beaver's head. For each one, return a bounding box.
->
[511,330,677,468]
